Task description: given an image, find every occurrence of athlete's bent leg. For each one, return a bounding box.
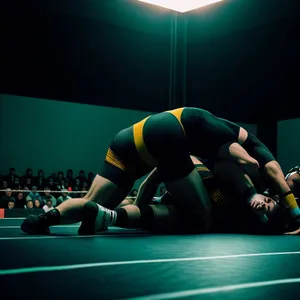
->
[85,203,179,233]
[57,174,128,224]
[165,168,212,231]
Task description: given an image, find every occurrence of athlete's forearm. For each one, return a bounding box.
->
[218,142,258,166]
[214,160,268,223]
[265,161,300,221]
[133,168,161,208]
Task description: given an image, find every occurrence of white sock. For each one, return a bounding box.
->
[96,204,117,226]
[109,210,117,226]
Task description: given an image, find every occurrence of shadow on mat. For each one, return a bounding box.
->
[18,230,151,237]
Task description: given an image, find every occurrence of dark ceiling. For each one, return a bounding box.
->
[1,0,300,123]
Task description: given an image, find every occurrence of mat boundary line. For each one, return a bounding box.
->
[1,251,300,276]
[125,277,300,299]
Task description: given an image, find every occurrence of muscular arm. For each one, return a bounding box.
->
[133,168,161,208]
[214,160,268,223]
[264,161,300,221]
[218,142,259,168]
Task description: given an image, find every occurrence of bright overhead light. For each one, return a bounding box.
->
[136,0,224,13]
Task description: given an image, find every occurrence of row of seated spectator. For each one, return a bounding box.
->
[0,168,167,211]
[1,168,94,192]
[0,186,160,210]
[0,187,78,210]
[0,168,96,211]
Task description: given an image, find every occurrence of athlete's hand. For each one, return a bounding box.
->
[249,194,268,223]
[249,194,266,210]
[284,227,300,235]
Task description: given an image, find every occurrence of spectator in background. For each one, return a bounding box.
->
[12,177,22,190]
[7,168,18,186]
[35,169,46,189]
[56,189,71,206]
[57,179,67,191]
[7,200,15,209]
[50,172,57,182]
[21,168,33,186]
[26,186,42,204]
[65,176,73,190]
[0,180,9,198]
[0,180,8,202]
[25,200,34,209]
[66,169,73,180]
[73,177,81,191]
[78,170,87,183]
[57,172,64,183]
[0,189,16,208]
[1,180,8,190]
[22,186,30,199]
[34,199,42,209]
[42,188,57,207]
[82,181,89,190]
[71,185,80,198]
[87,172,94,186]
[43,197,54,212]
[15,192,26,209]
[24,177,33,190]
[46,177,56,191]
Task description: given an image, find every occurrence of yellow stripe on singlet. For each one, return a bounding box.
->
[211,190,228,206]
[133,108,185,168]
[167,107,186,135]
[196,166,211,173]
[133,117,157,168]
[105,148,126,171]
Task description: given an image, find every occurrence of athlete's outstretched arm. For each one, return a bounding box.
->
[214,160,268,223]
[133,168,161,208]
[264,160,300,234]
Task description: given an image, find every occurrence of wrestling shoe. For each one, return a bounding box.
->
[21,214,50,235]
[78,201,115,235]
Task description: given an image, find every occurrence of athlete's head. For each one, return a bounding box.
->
[285,166,300,199]
[262,195,279,216]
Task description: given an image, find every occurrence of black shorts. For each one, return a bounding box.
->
[98,126,151,192]
[143,109,194,181]
[99,109,195,191]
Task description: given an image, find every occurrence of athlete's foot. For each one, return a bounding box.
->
[21,215,50,235]
[78,202,114,235]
